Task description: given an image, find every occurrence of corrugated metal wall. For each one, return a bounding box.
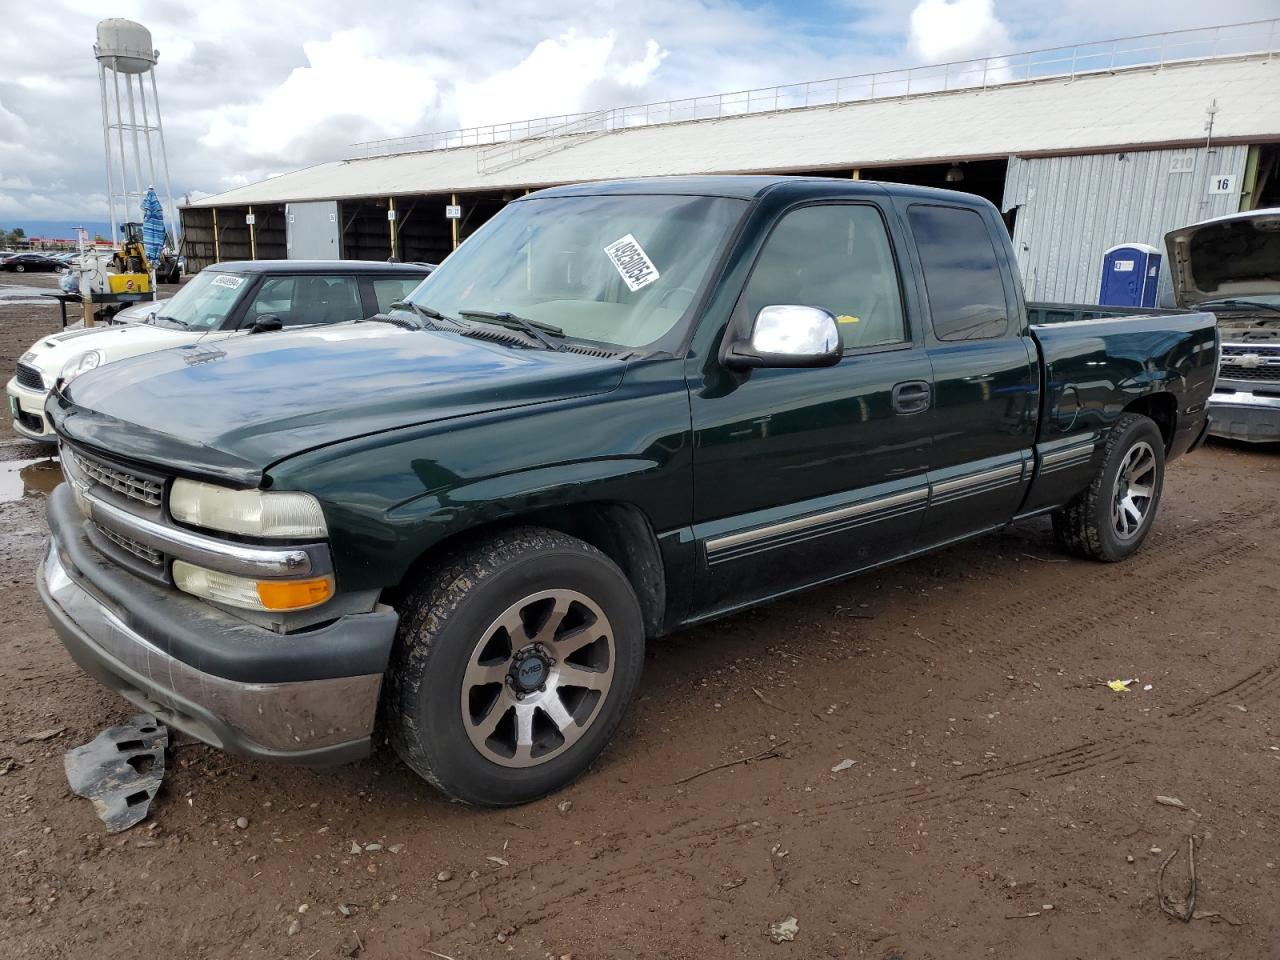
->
[1003,145,1248,305]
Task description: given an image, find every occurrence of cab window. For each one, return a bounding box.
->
[908,205,1009,341]
[740,204,906,351]
[245,276,365,327]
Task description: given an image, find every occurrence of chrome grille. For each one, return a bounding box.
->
[92,521,164,566]
[1222,345,1280,358]
[15,362,43,391]
[1218,364,1280,382]
[71,450,164,506]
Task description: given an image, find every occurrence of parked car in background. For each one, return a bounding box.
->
[37,177,1216,806]
[1,253,63,272]
[1165,208,1280,443]
[7,259,433,441]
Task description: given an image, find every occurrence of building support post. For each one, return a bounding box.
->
[388,196,398,260]
[212,208,221,262]
[850,168,861,180]
[248,206,257,260]
[451,193,459,250]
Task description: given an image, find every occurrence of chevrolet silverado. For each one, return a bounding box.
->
[38,177,1217,805]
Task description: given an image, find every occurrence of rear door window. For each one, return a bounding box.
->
[908,205,1009,341]
[371,277,425,313]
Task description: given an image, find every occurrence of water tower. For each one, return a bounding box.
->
[94,19,178,246]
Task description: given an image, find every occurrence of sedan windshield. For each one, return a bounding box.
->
[151,270,248,331]
[406,194,746,350]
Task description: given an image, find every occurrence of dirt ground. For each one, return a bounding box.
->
[1,272,1278,959]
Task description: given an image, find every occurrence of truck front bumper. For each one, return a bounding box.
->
[1208,381,1280,444]
[39,485,398,765]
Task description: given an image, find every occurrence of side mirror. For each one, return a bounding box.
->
[249,315,283,334]
[723,305,842,370]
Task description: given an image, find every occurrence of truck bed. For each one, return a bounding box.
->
[1032,309,1217,450]
[1026,301,1189,325]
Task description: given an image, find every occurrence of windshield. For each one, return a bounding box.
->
[406,194,746,349]
[152,270,248,330]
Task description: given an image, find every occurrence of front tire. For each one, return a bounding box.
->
[1052,413,1165,561]
[385,527,645,806]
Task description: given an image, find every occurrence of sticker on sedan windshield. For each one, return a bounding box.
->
[211,274,245,289]
[604,234,660,292]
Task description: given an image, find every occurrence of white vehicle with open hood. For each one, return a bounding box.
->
[7,260,433,442]
[1166,208,1280,443]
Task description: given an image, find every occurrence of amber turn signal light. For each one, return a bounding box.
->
[255,576,334,611]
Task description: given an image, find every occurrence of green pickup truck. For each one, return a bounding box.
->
[39,177,1217,805]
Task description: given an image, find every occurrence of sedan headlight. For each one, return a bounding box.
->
[60,350,103,383]
[169,479,327,539]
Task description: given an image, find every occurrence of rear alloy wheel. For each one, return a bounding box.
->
[386,527,644,806]
[14,264,24,273]
[1111,440,1157,541]
[1052,413,1165,561]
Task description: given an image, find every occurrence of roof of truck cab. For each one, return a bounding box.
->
[526,175,986,204]
[205,260,435,275]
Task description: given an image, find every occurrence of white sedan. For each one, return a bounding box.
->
[7,260,433,442]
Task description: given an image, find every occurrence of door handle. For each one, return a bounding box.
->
[892,380,932,415]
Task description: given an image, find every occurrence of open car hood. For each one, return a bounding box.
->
[1165,208,1280,307]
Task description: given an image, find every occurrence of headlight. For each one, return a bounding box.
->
[60,350,103,383]
[172,560,333,612]
[169,478,327,539]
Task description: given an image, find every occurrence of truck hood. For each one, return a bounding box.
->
[1165,208,1280,307]
[24,321,201,380]
[51,324,626,486]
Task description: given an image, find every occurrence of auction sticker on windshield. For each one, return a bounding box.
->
[211,275,245,290]
[604,234,660,292]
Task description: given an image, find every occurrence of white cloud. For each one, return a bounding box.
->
[0,0,1274,221]
[907,0,1011,62]
[199,28,442,161]
[454,30,669,127]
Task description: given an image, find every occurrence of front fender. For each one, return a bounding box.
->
[266,358,694,593]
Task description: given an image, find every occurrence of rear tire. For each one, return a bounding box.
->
[1052,413,1165,562]
[385,527,645,806]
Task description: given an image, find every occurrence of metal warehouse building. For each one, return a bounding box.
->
[181,20,1280,305]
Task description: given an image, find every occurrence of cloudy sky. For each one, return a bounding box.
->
[0,0,1275,229]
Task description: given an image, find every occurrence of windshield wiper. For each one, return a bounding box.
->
[381,299,468,332]
[386,300,466,330]
[154,314,189,328]
[459,309,565,351]
[1199,298,1280,316]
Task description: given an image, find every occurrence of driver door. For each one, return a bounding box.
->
[688,201,934,616]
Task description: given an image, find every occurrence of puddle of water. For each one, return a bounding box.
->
[0,457,63,503]
[0,286,60,301]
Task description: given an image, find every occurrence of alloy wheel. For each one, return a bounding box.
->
[1112,440,1156,539]
[460,589,615,768]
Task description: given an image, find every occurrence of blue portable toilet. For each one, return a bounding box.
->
[1099,243,1161,308]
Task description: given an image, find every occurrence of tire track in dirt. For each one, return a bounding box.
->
[430,502,1278,940]
[918,501,1274,670]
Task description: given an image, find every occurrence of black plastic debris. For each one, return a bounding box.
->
[64,714,167,832]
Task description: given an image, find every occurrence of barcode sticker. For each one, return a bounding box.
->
[604,234,660,292]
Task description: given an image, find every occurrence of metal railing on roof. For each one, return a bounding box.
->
[348,18,1279,164]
